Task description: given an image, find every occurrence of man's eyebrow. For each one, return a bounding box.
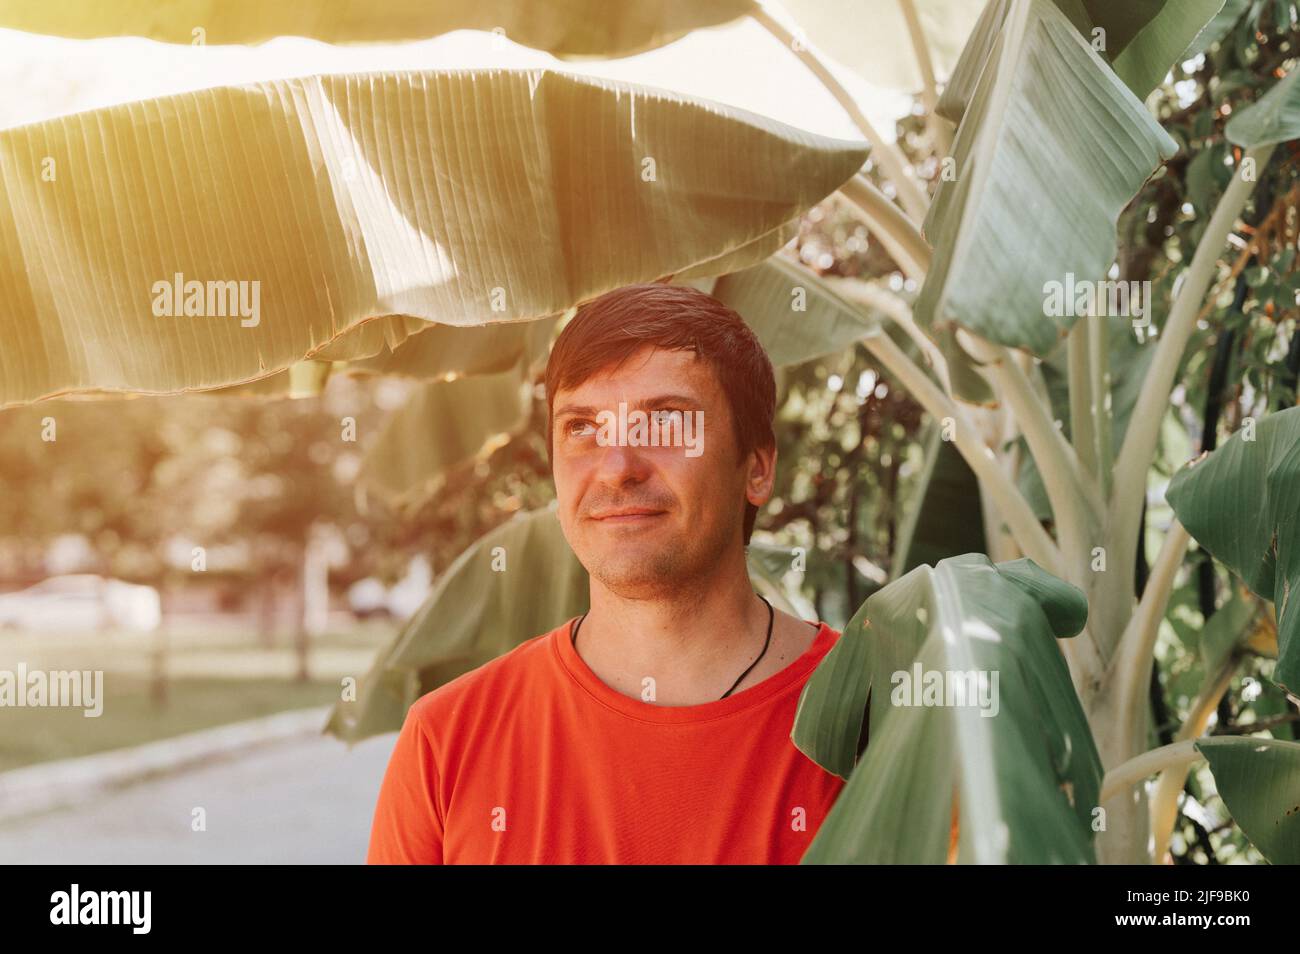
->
[640,394,701,409]
[554,394,701,418]
[552,403,597,419]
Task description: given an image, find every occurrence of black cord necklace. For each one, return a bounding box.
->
[569,594,775,701]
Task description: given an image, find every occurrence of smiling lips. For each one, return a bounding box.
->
[589,507,666,523]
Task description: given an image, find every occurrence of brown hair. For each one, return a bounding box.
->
[544,283,776,544]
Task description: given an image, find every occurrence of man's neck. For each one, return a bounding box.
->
[574,554,819,706]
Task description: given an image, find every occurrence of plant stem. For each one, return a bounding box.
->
[840,174,932,282]
[1112,518,1193,752]
[751,4,931,222]
[897,0,952,155]
[832,277,950,391]
[1090,315,1114,498]
[861,330,1063,575]
[960,332,1103,528]
[1099,739,1201,803]
[897,0,937,115]
[1110,145,1275,582]
[1068,321,1097,479]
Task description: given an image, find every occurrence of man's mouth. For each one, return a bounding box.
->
[589,507,667,523]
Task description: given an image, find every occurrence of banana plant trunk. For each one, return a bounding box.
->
[1086,667,1153,864]
[1062,540,1152,863]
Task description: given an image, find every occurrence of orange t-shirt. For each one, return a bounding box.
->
[367,617,846,864]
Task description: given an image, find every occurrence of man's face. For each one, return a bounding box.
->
[550,346,773,598]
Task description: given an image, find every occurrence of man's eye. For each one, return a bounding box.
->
[566,419,596,437]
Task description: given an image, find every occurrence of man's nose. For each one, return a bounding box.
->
[592,439,651,485]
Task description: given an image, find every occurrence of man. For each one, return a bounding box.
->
[367,282,848,864]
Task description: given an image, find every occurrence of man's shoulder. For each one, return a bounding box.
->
[803,620,842,658]
[815,621,842,644]
[800,622,843,682]
[407,622,568,724]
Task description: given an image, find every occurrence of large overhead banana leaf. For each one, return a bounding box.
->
[0,0,754,56]
[792,553,1099,863]
[311,315,443,365]
[918,0,1178,360]
[327,505,821,741]
[196,358,333,399]
[1165,405,1300,696]
[0,68,868,409]
[174,311,555,397]
[669,219,800,283]
[708,255,881,367]
[194,310,534,388]
[1196,737,1300,864]
[343,315,558,380]
[110,313,552,398]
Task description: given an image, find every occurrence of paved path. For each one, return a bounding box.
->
[0,731,397,864]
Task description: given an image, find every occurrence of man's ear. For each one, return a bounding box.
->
[744,442,777,508]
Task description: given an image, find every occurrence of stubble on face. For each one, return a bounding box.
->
[577,490,744,601]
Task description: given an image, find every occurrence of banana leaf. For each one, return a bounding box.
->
[919,0,1178,366]
[792,552,1099,863]
[1166,405,1300,696]
[0,68,867,408]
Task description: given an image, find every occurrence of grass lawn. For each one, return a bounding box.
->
[0,621,396,772]
[0,675,341,773]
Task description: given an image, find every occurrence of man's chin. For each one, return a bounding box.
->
[579,543,691,595]
[589,572,683,600]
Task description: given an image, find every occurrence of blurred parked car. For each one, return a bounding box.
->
[0,574,162,633]
[346,578,393,621]
[347,555,432,622]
